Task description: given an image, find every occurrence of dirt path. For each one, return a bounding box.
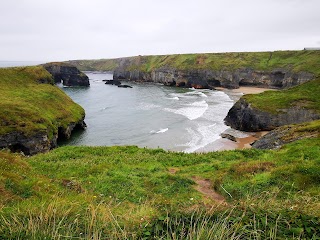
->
[168,168,225,203]
[192,177,225,203]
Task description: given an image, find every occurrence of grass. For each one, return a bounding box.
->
[68,50,320,75]
[0,138,319,239]
[0,66,85,138]
[242,77,320,114]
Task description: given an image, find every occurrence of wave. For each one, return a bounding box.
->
[150,128,169,134]
[164,100,208,120]
[167,96,179,100]
[183,123,228,153]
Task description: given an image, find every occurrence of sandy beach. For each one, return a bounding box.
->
[195,86,274,153]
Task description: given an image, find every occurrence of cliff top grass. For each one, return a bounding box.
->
[243,77,320,114]
[0,66,85,137]
[1,138,319,238]
[69,50,320,75]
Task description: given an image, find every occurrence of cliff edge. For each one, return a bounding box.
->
[0,66,86,155]
[68,50,320,89]
[224,78,320,132]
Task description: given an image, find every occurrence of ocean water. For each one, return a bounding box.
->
[60,72,242,152]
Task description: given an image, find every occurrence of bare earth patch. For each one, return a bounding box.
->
[192,177,225,203]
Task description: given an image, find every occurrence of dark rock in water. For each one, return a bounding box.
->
[118,84,133,88]
[104,79,121,85]
[220,133,237,142]
[42,62,90,87]
[224,98,319,131]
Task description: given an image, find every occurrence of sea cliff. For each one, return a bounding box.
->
[69,50,320,89]
[0,66,86,155]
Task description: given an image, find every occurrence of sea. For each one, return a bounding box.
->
[59,72,246,152]
[1,62,246,153]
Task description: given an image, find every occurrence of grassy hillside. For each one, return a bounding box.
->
[243,77,320,114]
[1,139,319,239]
[0,66,85,138]
[69,50,320,75]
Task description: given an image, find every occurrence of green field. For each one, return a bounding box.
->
[1,138,319,239]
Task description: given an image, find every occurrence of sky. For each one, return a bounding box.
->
[1,0,320,61]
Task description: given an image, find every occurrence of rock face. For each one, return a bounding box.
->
[252,121,320,149]
[113,66,314,89]
[224,98,320,131]
[0,120,86,155]
[43,62,90,86]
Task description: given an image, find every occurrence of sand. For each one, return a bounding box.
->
[215,86,277,95]
[195,86,274,153]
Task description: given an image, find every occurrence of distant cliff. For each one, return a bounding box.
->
[68,50,320,89]
[43,62,90,86]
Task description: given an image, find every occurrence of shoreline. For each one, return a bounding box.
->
[195,86,274,153]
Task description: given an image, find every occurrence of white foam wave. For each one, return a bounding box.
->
[164,100,208,120]
[150,128,169,134]
[167,97,179,100]
[183,123,229,153]
[185,91,207,98]
[156,128,168,133]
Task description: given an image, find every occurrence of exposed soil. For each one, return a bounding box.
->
[192,177,225,203]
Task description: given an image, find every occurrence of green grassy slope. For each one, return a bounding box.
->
[0,66,85,138]
[70,50,320,74]
[243,77,320,114]
[1,139,319,239]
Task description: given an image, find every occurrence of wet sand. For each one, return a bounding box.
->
[196,86,273,153]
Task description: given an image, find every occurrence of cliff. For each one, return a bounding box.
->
[43,62,90,86]
[224,78,320,131]
[68,50,320,89]
[0,66,86,155]
[252,120,320,149]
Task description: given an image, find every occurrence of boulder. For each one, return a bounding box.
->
[220,133,237,142]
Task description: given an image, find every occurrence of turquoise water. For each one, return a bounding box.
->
[61,72,240,152]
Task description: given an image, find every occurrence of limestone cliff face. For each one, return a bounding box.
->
[224,98,319,131]
[113,67,313,89]
[43,62,90,86]
[252,121,320,149]
[0,119,86,155]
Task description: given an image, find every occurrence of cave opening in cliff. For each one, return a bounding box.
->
[272,71,285,88]
[8,143,30,155]
[208,79,221,87]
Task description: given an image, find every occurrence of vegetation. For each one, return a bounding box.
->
[0,66,85,137]
[1,138,319,239]
[243,77,320,114]
[69,50,320,75]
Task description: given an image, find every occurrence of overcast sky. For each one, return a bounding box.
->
[1,0,320,61]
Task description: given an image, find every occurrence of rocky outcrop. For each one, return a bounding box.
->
[43,62,90,86]
[0,119,86,155]
[113,67,313,89]
[104,79,121,85]
[252,121,320,149]
[224,98,320,131]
